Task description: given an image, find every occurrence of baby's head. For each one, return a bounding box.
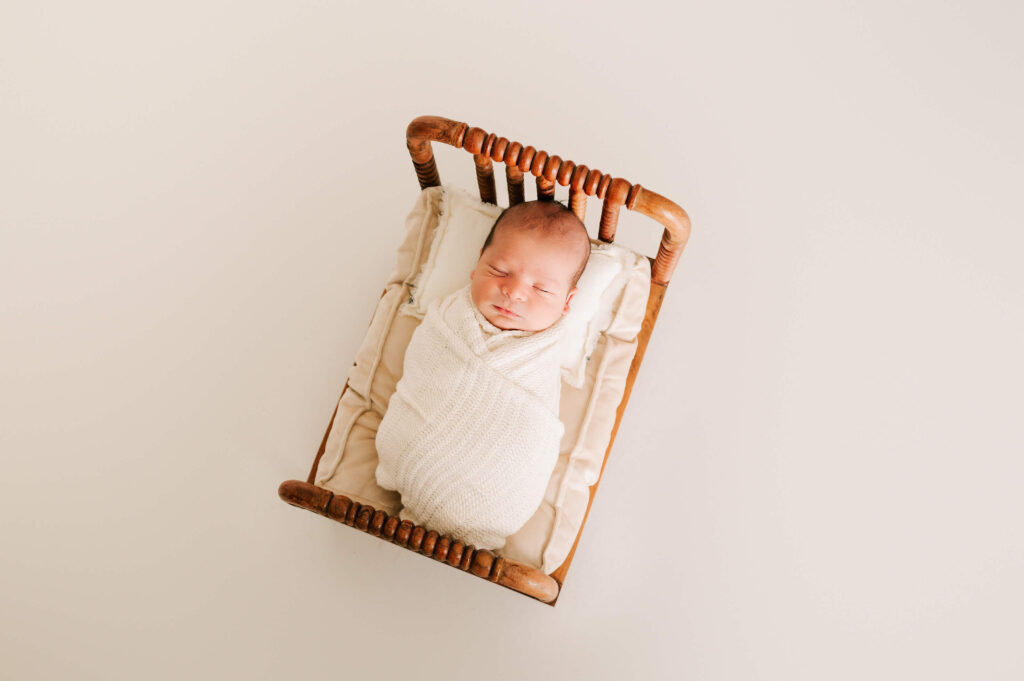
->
[470,200,590,332]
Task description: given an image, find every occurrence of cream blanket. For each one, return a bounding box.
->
[375,285,565,550]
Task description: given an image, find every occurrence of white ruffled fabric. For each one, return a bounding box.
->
[375,284,565,550]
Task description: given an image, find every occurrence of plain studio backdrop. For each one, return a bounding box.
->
[2,1,1021,679]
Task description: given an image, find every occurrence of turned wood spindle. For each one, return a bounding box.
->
[506,165,525,205]
[536,177,555,201]
[599,178,632,243]
[569,189,587,221]
[408,140,440,189]
[569,164,589,222]
[474,154,497,204]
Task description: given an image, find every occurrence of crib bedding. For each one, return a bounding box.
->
[312,186,650,573]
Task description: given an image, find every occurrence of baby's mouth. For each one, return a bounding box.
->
[492,304,519,318]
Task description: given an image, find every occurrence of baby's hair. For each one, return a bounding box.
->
[481,200,591,287]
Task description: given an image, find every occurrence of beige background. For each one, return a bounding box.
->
[3,1,1022,679]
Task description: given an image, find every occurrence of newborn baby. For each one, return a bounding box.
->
[375,200,590,550]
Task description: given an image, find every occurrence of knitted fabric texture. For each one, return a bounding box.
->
[375,284,565,550]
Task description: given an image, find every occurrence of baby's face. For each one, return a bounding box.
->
[470,228,578,332]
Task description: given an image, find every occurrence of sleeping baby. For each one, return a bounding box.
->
[375,200,591,550]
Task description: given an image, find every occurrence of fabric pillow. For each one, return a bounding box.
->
[402,185,646,382]
[559,243,644,387]
[403,186,502,317]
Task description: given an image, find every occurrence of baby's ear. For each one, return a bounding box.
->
[469,269,475,281]
[562,287,577,315]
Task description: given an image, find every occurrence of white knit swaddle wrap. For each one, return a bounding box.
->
[375,284,565,550]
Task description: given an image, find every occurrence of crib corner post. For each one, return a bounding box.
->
[406,115,469,190]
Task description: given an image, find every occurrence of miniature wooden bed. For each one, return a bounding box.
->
[278,115,691,604]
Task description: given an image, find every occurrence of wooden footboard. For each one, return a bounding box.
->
[278,480,560,604]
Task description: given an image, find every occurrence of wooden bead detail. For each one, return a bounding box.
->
[506,165,525,205]
[474,154,497,205]
[626,183,642,210]
[597,173,612,199]
[542,154,561,182]
[556,159,574,186]
[531,150,548,177]
[463,127,487,155]
[570,164,589,192]
[458,545,474,571]
[469,550,494,579]
[354,504,374,531]
[481,132,497,158]
[409,526,425,551]
[278,480,560,603]
[446,541,465,567]
[325,493,351,521]
[433,536,450,562]
[503,141,522,167]
[489,556,506,583]
[345,501,360,526]
[421,530,438,556]
[370,509,387,536]
[517,146,536,173]
[395,520,414,547]
[583,169,602,195]
[490,137,509,163]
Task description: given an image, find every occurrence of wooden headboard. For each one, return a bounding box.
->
[405,115,691,286]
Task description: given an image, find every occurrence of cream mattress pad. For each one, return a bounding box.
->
[314,187,650,573]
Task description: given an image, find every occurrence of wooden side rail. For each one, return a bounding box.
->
[549,280,666,585]
[278,480,560,604]
[406,115,691,286]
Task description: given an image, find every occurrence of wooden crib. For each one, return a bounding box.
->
[278,115,691,604]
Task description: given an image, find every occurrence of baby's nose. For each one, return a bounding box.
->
[503,277,529,301]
